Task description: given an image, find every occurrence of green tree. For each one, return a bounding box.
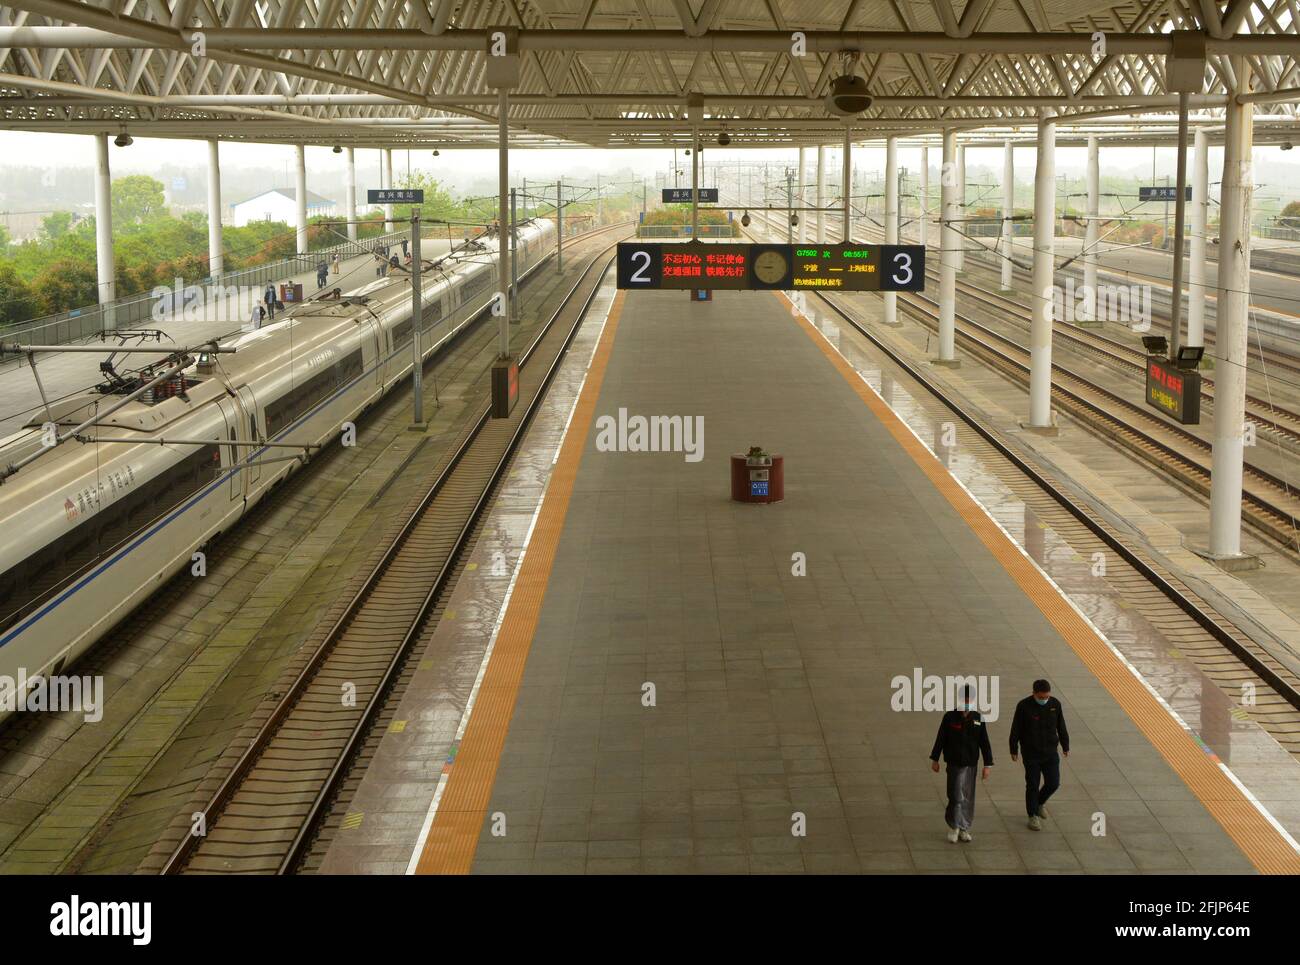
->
[41,211,73,240]
[32,259,99,315]
[396,172,464,223]
[112,174,167,224]
[0,262,38,325]
[1281,200,1300,226]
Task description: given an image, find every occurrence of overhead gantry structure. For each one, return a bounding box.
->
[0,0,1297,148]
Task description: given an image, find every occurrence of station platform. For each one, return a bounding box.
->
[321,285,1300,875]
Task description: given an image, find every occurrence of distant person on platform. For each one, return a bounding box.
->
[332,253,341,275]
[1009,678,1070,831]
[401,237,410,259]
[250,300,265,330]
[316,259,329,289]
[263,283,276,319]
[930,685,994,843]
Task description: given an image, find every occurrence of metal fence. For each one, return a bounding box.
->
[2,228,412,347]
[636,224,739,238]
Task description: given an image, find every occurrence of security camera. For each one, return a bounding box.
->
[790,214,799,227]
[825,75,873,117]
[741,212,751,227]
[114,132,133,147]
[332,145,342,154]
[1283,141,1294,151]
[433,149,441,156]
[718,132,731,147]
[685,148,691,156]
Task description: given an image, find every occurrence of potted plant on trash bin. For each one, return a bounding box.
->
[745,446,772,467]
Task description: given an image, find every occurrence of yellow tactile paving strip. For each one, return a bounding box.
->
[414,291,625,875]
[780,291,1300,875]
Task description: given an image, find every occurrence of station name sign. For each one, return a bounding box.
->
[617,242,926,292]
[662,188,719,203]
[1139,186,1192,202]
[1145,356,1201,425]
[368,189,425,204]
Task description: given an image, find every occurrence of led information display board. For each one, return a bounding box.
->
[1139,186,1192,202]
[367,189,425,204]
[617,242,926,292]
[1145,356,1201,425]
[662,188,720,203]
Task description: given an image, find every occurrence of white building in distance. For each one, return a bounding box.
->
[229,187,337,227]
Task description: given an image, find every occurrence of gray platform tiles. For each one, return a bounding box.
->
[463,288,1257,874]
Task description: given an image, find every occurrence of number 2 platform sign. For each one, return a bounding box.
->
[617,241,925,292]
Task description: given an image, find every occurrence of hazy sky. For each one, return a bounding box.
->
[2,129,1298,195]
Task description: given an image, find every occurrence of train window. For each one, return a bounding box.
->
[421,299,443,332]
[264,349,364,437]
[392,318,413,349]
[0,443,222,636]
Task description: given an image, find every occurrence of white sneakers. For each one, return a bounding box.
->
[947,828,960,844]
[1037,805,1050,819]
[947,828,973,843]
[1028,815,1043,831]
[958,829,972,843]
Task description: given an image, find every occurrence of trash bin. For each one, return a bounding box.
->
[730,452,784,504]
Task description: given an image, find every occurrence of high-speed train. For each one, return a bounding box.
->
[0,218,556,711]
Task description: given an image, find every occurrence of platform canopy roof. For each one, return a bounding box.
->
[0,0,1297,148]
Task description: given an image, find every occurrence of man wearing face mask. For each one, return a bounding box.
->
[1009,678,1070,831]
[929,685,994,844]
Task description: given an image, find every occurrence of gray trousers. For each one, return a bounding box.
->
[945,764,977,830]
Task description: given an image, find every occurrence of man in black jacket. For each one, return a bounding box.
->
[929,685,994,843]
[1009,678,1070,830]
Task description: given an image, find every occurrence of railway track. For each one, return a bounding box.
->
[159,235,621,874]
[746,211,1300,555]
[810,286,1300,761]
[963,242,1300,381]
[814,211,1300,441]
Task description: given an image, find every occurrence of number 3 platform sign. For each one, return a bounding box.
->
[617,241,925,293]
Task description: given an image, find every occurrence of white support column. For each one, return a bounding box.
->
[936,128,957,363]
[815,145,826,244]
[691,130,699,236]
[920,145,929,247]
[498,90,510,357]
[1209,61,1254,560]
[294,144,308,255]
[93,132,115,328]
[797,145,806,242]
[841,129,852,241]
[955,142,966,270]
[345,147,358,243]
[883,135,900,326]
[1187,128,1209,347]
[383,148,394,231]
[206,138,223,279]
[1083,135,1100,320]
[1001,140,1014,291]
[1028,109,1057,429]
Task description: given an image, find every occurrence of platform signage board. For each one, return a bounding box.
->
[1139,186,1192,202]
[662,188,719,203]
[367,189,425,204]
[617,241,926,292]
[1145,356,1201,424]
